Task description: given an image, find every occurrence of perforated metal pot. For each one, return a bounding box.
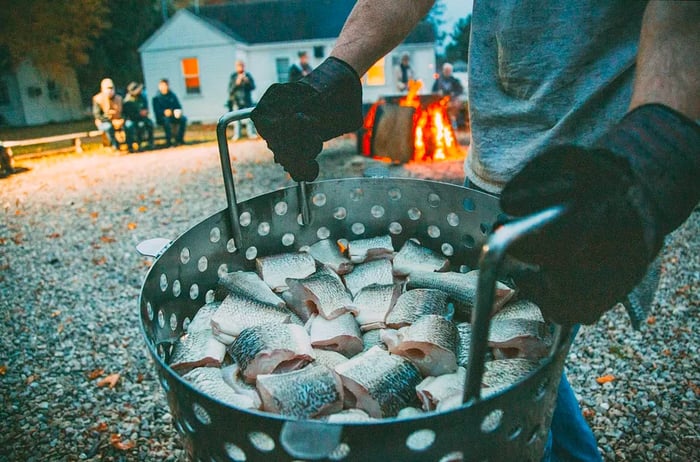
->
[139,109,573,462]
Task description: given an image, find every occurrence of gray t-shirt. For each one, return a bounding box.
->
[465,1,648,193]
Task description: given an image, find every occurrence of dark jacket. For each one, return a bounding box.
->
[152,91,182,124]
[432,75,464,99]
[288,63,312,82]
[123,94,149,121]
[228,72,256,108]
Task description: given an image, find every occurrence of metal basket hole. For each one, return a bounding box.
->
[535,377,550,401]
[205,289,216,303]
[223,442,246,461]
[333,207,347,220]
[197,256,208,272]
[181,416,196,434]
[371,205,385,218]
[317,227,330,239]
[157,310,166,328]
[247,431,275,452]
[257,222,270,236]
[328,443,351,461]
[463,234,476,249]
[428,225,441,238]
[441,243,454,256]
[447,212,460,227]
[183,317,191,331]
[169,313,178,331]
[239,211,252,227]
[172,280,181,297]
[245,247,258,260]
[407,207,422,221]
[406,428,436,451]
[180,247,191,264]
[226,238,237,253]
[389,222,403,235]
[463,198,475,212]
[281,233,295,246]
[296,213,304,225]
[428,193,441,207]
[351,223,365,235]
[210,227,221,243]
[526,424,545,446]
[388,187,401,201]
[218,264,229,278]
[192,402,211,425]
[274,201,288,216]
[146,301,154,321]
[480,223,491,235]
[160,273,168,291]
[480,409,503,433]
[350,188,364,201]
[312,193,327,207]
[439,452,464,462]
[190,283,200,300]
[507,424,523,441]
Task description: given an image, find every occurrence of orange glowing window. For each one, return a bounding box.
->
[181,58,201,94]
[364,58,386,86]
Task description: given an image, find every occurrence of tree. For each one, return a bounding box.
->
[0,0,109,74]
[444,15,471,65]
[424,0,447,47]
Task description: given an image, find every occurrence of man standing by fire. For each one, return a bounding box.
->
[251,1,699,460]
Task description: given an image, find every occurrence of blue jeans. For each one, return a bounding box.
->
[98,121,119,149]
[160,115,187,145]
[464,180,601,461]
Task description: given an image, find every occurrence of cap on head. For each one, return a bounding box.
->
[127,82,143,95]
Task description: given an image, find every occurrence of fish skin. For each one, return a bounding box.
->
[182,367,259,409]
[489,299,551,360]
[334,346,422,418]
[324,408,375,423]
[186,301,221,334]
[309,312,363,357]
[407,270,515,320]
[347,234,395,264]
[455,322,472,367]
[481,358,540,397]
[256,252,317,292]
[170,329,226,374]
[385,288,451,328]
[416,367,466,411]
[312,348,350,369]
[218,271,286,308]
[396,407,425,419]
[286,270,356,320]
[343,259,394,298]
[306,239,354,275]
[227,323,314,383]
[392,239,450,276]
[353,283,400,331]
[361,329,386,351]
[256,364,344,418]
[220,363,263,408]
[491,299,545,323]
[210,292,301,343]
[381,315,459,376]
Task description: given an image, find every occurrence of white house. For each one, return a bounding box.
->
[0,60,85,126]
[138,0,437,124]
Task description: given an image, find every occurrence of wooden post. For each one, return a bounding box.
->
[371,104,416,164]
[75,137,83,153]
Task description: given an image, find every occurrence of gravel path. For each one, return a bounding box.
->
[0,137,697,461]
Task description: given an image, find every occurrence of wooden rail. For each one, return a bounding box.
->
[0,130,104,158]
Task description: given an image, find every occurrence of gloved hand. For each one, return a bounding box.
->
[500,104,700,325]
[251,57,363,181]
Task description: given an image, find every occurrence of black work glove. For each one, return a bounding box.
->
[251,57,363,181]
[500,104,700,325]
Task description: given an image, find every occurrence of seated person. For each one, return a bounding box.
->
[123,82,154,151]
[93,78,135,152]
[152,78,187,146]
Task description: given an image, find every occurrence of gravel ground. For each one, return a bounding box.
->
[0,137,697,461]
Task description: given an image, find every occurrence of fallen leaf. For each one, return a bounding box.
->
[0,238,6,245]
[136,373,145,384]
[0,365,7,375]
[51,310,61,318]
[138,194,146,201]
[646,316,656,325]
[47,232,61,239]
[14,210,23,216]
[137,206,148,213]
[110,433,136,451]
[93,422,109,432]
[142,260,152,268]
[662,349,671,356]
[127,222,137,230]
[26,375,36,385]
[245,172,254,179]
[88,368,105,380]
[152,198,162,206]
[688,380,700,397]
[100,235,116,243]
[90,211,99,219]
[11,234,23,245]
[595,374,615,384]
[173,198,183,205]
[57,323,64,334]
[92,256,107,266]
[582,408,595,418]
[97,373,120,389]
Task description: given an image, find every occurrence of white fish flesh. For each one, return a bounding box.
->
[353,283,400,331]
[392,239,450,276]
[286,269,356,320]
[324,408,375,423]
[256,252,317,292]
[182,367,259,409]
[309,312,363,357]
[416,367,466,411]
[347,234,395,263]
[186,301,221,334]
[334,346,422,418]
[227,323,314,383]
[220,363,263,408]
[343,259,394,298]
[256,364,344,418]
[384,288,451,328]
[306,239,354,275]
[169,329,226,374]
[218,271,286,308]
[381,314,459,376]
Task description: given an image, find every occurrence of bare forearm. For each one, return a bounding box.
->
[630,1,700,119]
[330,0,435,75]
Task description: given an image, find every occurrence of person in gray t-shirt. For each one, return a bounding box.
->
[251,1,699,460]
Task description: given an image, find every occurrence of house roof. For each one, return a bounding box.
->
[192,0,435,45]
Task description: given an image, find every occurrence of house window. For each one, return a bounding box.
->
[0,80,9,105]
[276,57,290,82]
[47,79,61,101]
[364,58,386,86]
[181,57,201,94]
[313,46,325,59]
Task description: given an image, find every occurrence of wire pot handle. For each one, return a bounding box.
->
[463,204,568,404]
[216,108,311,251]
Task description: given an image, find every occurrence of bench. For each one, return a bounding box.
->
[1,130,103,160]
